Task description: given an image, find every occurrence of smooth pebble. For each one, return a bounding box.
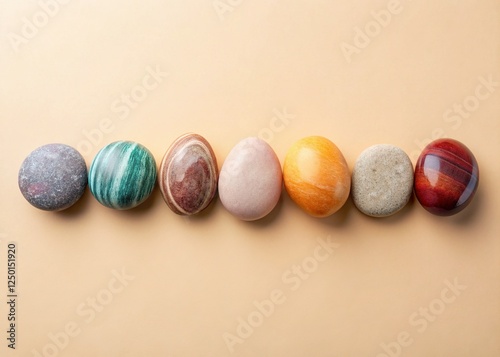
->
[159,133,218,215]
[88,141,157,210]
[352,144,413,217]
[218,137,282,221]
[414,138,479,216]
[18,143,88,211]
[283,136,350,217]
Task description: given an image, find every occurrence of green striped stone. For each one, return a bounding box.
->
[89,141,157,210]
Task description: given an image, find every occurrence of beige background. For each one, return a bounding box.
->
[1,1,499,356]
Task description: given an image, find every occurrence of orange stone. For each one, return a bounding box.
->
[283,136,351,217]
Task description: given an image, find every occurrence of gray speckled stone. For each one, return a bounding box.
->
[18,144,88,211]
[352,144,413,217]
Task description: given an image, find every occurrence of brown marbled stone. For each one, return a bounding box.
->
[159,133,218,215]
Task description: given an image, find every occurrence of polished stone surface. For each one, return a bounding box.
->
[352,144,413,217]
[89,141,157,210]
[414,138,479,216]
[159,133,218,215]
[283,136,350,217]
[18,143,88,211]
[218,137,282,221]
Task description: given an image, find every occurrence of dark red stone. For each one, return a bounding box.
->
[414,139,479,216]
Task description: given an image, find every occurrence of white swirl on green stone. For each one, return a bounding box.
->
[89,141,157,210]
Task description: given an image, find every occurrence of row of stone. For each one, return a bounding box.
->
[18,135,479,219]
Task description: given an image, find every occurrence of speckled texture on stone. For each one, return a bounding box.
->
[352,144,413,217]
[18,144,88,211]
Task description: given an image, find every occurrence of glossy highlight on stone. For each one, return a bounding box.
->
[89,141,157,210]
[352,144,413,217]
[283,136,350,217]
[414,138,479,216]
[218,137,282,221]
[18,143,88,211]
[159,133,218,215]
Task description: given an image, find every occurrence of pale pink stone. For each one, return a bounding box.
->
[218,137,282,221]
